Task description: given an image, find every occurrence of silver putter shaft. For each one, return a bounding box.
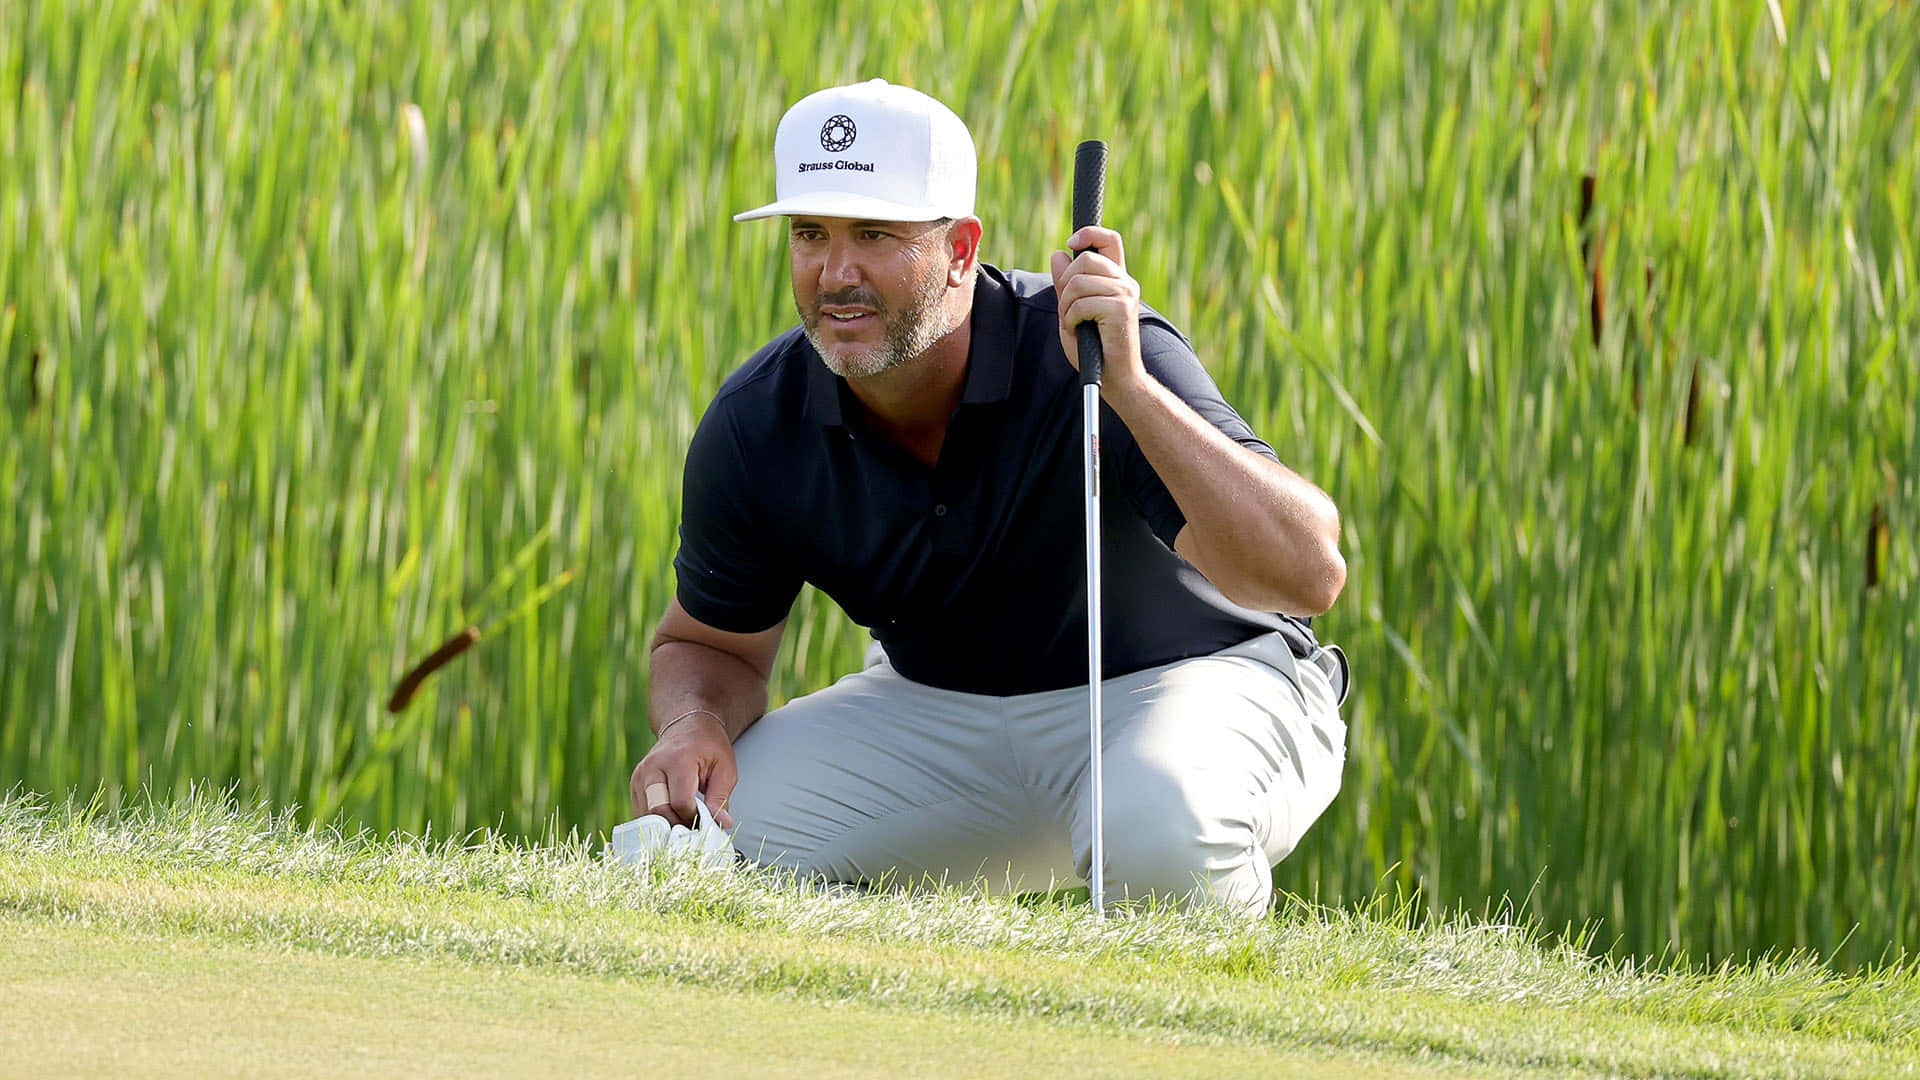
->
[1082,380,1105,916]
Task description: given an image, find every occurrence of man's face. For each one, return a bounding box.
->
[790,217,957,379]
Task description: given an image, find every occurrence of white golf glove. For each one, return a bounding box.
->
[608,793,736,870]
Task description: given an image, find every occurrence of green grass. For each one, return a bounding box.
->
[2,792,1916,1079]
[2,0,1915,971]
[14,927,1458,1080]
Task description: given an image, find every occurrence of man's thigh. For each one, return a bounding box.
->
[1099,634,1347,868]
[726,662,1075,893]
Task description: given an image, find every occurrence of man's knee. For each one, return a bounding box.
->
[1097,768,1271,916]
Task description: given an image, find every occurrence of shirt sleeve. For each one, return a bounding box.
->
[1118,316,1281,549]
[671,403,804,633]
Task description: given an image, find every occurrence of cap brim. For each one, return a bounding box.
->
[732,192,959,223]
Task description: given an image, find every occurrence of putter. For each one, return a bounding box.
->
[1071,139,1108,916]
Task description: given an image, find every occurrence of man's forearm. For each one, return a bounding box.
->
[1104,374,1345,616]
[647,639,772,742]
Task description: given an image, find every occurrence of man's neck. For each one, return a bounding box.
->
[842,310,973,465]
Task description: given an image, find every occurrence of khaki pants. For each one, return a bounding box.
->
[728,631,1348,915]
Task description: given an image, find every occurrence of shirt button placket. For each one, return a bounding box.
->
[931,493,967,557]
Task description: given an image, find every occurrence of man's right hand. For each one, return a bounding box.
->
[630,710,738,829]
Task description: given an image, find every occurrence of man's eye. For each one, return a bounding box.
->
[862,230,888,241]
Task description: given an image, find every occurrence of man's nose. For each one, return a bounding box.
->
[820,237,863,290]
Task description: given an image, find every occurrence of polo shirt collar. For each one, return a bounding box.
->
[959,265,1016,406]
[804,265,1017,428]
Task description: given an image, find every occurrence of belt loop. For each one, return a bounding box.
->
[1315,645,1351,708]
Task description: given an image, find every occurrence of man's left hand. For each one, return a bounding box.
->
[1050,226,1145,396]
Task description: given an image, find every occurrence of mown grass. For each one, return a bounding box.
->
[1,0,1915,971]
[13,927,1478,1080]
[2,791,1917,1079]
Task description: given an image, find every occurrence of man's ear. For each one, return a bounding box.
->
[946,217,984,286]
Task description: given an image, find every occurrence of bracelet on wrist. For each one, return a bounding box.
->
[657,707,722,739]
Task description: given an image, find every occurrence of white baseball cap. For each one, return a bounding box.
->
[733,79,976,223]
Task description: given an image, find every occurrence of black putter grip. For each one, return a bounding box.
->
[1071,140,1107,387]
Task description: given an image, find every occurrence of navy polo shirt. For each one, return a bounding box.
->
[673,263,1318,696]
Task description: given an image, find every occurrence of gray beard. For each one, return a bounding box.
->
[802,275,954,380]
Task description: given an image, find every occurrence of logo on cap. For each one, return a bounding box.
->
[820,115,857,153]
